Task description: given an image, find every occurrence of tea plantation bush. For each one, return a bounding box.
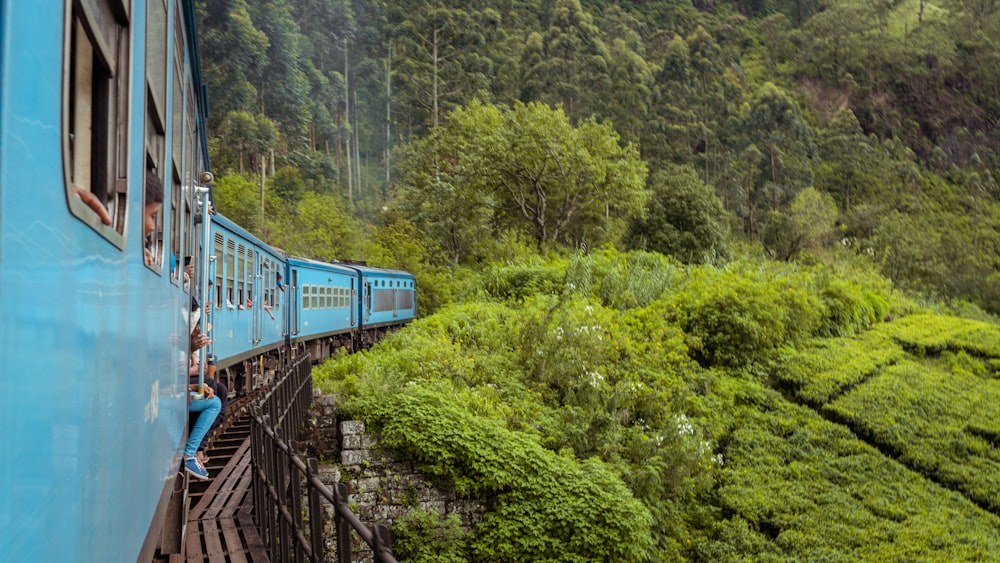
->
[825,358,1000,511]
[776,330,906,404]
[315,249,1000,561]
[709,393,1000,560]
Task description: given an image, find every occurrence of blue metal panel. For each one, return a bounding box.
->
[288,257,360,341]
[346,265,418,327]
[206,215,287,367]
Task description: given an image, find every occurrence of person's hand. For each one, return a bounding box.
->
[73,185,112,226]
[191,333,212,350]
[144,248,155,266]
[203,385,215,400]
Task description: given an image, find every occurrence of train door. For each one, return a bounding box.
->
[393,281,399,318]
[291,269,300,336]
[350,278,356,326]
[252,251,262,345]
[363,280,372,324]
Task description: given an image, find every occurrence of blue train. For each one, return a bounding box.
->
[0,2,415,561]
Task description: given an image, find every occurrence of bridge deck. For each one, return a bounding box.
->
[184,421,268,563]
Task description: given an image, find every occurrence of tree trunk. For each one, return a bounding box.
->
[345,38,353,204]
[386,44,392,187]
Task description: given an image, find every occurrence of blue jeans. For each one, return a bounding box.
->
[185,396,222,457]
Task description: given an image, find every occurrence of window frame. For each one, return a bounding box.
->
[63,0,131,247]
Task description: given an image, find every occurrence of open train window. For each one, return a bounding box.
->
[64,0,130,245]
[169,168,182,283]
[143,0,168,272]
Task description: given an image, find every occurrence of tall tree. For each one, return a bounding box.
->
[738,82,815,237]
[625,164,731,264]
[536,0,611,120]
[389,0,493,132]
[196,0,270,132]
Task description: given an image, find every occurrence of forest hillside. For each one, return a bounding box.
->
[197,0,1000,315]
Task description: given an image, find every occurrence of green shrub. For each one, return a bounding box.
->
[816,276,890,337]
[711,397,1000,560]
[669,267,825,367]
[482,261,566,300]
[776,330,905,404]
[351,387,656,562]
[392,509,469,563]
[825,358,1000,511]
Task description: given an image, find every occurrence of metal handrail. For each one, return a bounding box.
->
[249,355,397,563]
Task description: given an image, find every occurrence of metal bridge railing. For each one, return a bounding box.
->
[249,355,397,563]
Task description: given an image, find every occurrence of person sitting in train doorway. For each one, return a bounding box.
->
[144,170,220,481]
[188,298,227,468]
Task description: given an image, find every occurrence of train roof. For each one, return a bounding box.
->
[286,255,360,274]
[340,264,415,278]
[210,213,285,258]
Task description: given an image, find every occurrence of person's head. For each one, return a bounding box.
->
[144,170,164,238]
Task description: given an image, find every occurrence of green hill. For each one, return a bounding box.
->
[316,250,1000,561]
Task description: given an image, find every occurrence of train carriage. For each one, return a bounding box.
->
[287,256,361,359]
[0,0,214,560]
[346,265,417,346]
[206,213,288,393]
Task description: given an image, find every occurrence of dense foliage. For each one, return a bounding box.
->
[197,0,1000,314]
[315,250,1000,560]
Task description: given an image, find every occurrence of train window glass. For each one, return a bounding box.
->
[171,8,184,173]
[274,266,281,310]
[225,239,235,307]
[310,286,317,310]
[262,260,269,307]
[146,0,167,132]
[64,0,130,243]
[302,285,310,310]
[247,251,253,306]
[327,286,333,309]
[237,244,246,307]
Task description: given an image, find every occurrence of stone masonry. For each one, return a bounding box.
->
[307,392,484,561]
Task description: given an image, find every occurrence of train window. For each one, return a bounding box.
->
[237,244,246,307]
[171,8,184,175]
[225,239,235,307]
[146,0,167,133]
[302,285,310,310]
[246,251,253,305]
[184,86,196,264]
[214,233,224,308]
[169,169,181,283]
[144,162,165,271]
[64,0,131,243]
[326,286,332,309]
